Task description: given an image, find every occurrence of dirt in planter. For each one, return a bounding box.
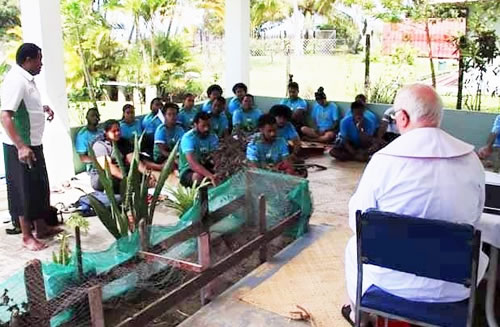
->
[102,232,294,327]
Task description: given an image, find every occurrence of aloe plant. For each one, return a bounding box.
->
[52,232,72,266]
[163,178,210,217]
[88,135,178,239]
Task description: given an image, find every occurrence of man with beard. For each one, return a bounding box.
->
[179,111,219,187]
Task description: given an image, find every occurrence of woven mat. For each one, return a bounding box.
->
[240,226,353,327]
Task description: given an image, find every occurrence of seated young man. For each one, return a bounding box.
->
[91,120,161,193]
[232,94,263,134]
[246,114,297,175]
[478,114,500,167]
[228,82,247,117]
[179,112,219,187]
[269,104,301,156]
[141,97,164,156]
[177,93,198,130]
[120,104,143,141]
[154,103,185,163]
[349,93,379,129]
[301,87,339,143]
[201,84,223,113]
[208,96,229,138]
[329,101,376,162]
[280,81,308,131]
[75,107,102,170]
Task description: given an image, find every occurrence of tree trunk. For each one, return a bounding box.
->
[456,56,464,109]
[424,20,436,89]
[364,34,371,98]
[75,25,97,107]
[353,19,367,54]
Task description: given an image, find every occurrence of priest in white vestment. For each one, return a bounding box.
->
[343,84,489,325]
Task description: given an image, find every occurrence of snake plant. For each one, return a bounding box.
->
[87,135,178,239]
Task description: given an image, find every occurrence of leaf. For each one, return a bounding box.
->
[148,141,179,223]
[88,193,121,239]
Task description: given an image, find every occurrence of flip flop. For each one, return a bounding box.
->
[341,304,355,327]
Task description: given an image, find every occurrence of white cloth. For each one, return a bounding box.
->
[1,65,45,146]
[345,127,489,303]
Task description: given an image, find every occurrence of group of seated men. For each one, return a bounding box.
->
[74,81,402,191]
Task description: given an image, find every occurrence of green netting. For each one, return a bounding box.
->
[0,168,311,327]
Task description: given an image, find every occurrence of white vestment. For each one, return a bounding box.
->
[345,127,489,303]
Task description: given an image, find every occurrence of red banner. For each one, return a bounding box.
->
[382,18,466,59]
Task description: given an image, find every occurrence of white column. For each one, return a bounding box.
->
[19,0,74,187]
[224,0,250,93]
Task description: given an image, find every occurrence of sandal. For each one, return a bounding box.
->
[341,304,355,326]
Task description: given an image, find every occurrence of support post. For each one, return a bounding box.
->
[88,285,105,327]
[258,195,267,264]
[364,34,371,97]
[24,260,50,327]
[75,226,83,281]
[19,0,74,185]
[224,0,250,91]
[139,219,149,252]
[198,187,212,304]
[245,171,255,227]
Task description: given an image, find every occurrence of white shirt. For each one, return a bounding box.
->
[1,65,45,146]
[345,127,488,303]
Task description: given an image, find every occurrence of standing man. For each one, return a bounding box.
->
[1,43,60,251]
[341,84,488,326]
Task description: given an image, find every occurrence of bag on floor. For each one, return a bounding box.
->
[74,192,121,217]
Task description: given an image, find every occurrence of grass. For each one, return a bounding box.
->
[68,53,500,126]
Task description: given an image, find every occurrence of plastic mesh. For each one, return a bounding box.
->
[0,168,311,326]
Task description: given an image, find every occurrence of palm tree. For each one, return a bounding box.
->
[251,0,289,31]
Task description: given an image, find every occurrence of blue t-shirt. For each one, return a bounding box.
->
[177,107,198,130]
[492,115,500,147]
[210,113,229,137]
[179,129,219,176]
[201,100,213,113]
[153,125,185,161]
[345,109,379,128]
[277,122,299,142]
[228,97,241,116]
[280,98,308,111]
[141,112,163,135]
[246,133,290,165]
[339,116,376,148]
[232,108,263,132]
[120,119,143,141]
[311,102,339,132]
[75,127,102,155]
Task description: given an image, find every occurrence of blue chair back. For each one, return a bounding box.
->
[356,210,481,287]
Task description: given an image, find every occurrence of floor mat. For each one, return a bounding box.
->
[240,226,353,327]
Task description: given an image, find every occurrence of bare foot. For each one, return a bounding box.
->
[23,237,47,251]
[35,226,64,239]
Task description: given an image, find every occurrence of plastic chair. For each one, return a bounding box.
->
[355,210,481,327]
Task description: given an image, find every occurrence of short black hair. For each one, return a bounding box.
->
[315,87,326,100]
[122,104,134,112]
[214,95,226,105]
[243,93,254,100]
[193,111,211,123]
[150,97,163,108]
[16,43,41,66]
[269,104,292,120]
[103,119,120,132]
[207,84,223,97]
[86,107,99,116]
[355,94,367,104]
[351,101,365,112]
[258,114,277,128]
[288,82,299,90]
[164,102,179,113]
[232,83,248,94]
[184,93,194,99]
